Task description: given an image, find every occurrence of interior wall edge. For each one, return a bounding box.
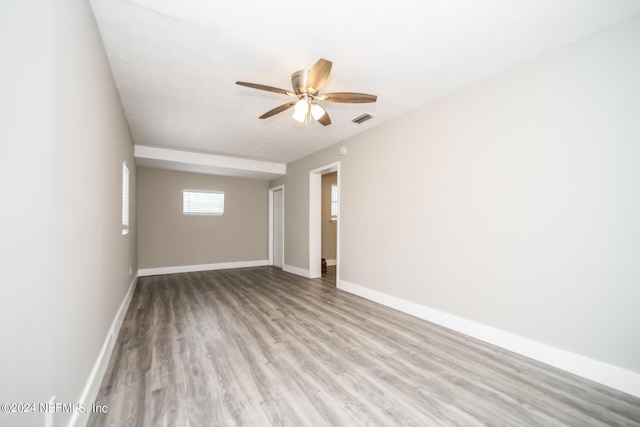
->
[337,278,640,399]
[138,260,269,277]
[67,275,138,427]
[283,264,313,279]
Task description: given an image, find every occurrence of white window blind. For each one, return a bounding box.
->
[122,162,129,235]
[330,184,338,221]
[183,190,224,215]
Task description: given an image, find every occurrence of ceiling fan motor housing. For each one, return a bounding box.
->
[291,70,309,94]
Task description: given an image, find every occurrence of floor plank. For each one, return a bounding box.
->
[88,266,640,426]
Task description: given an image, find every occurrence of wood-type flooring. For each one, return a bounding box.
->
[88,266,640,426]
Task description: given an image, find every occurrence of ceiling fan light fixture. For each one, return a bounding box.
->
[310,103,326,120]
[237,58,376,126]
[294,98,308,113]
[292,109,306,122]
[292,99,308,122]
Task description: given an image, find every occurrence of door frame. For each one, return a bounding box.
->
[268,185,284,267]
[309,162,340,280]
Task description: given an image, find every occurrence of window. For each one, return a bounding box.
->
[183,190,224,215]
[122,162,129,235]
[330,184,338,222]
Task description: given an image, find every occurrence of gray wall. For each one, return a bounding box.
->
[1,2,54,426]
[138,168,268,269]
[271,17,640,374]
[1,1,137,426]
[322,172,337,260]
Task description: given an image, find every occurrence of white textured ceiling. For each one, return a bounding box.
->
[90,0,640,167]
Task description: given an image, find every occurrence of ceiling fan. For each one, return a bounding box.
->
[236,58,377,126]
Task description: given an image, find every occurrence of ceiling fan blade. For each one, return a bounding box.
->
[259,101,297,119]
[236,81,296,97]
[320,92,377,103]
[306,58,332,94]
[317,110,331,126]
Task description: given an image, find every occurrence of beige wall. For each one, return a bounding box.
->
[138,168,268,269]
[322,172,337,260]
[1,1,137,426]
[271,17,640,374]
[271,153,335,269]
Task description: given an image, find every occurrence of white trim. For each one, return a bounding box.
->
[69,275,138,427]
[337,278,640,398]
[325,259,337,266]
[121,161,130,235]
[135,145,286,178]
[283,264,313,278]
[138,260,269,277]
[268,185,284,268]
[309,173,322,278]
[336,167,341,284]
[309,162,341,281]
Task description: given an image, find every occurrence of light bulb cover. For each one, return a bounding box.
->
[292,109,306,122]
[294,99,308,113]
[292,99,309,122]
[310,103,326,120]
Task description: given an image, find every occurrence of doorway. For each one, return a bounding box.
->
[309,162,340,283]
[269,185,284,268]
[321,172,338,283]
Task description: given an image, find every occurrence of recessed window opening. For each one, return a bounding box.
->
[183,190,224,216]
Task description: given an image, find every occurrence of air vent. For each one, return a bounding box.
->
[352,113,373,124]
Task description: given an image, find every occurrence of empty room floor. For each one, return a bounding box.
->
[88,267,640,426]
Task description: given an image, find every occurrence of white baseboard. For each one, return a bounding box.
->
[69,275,138,427]
[325,259,337,266]
[138,260,269,277]
[283,264,313,278]
[337,278,640,398]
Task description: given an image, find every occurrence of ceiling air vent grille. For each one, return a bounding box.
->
[352,113,373,124]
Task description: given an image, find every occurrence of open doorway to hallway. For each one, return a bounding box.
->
[309,161,340,285]
[321,172,337,284]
